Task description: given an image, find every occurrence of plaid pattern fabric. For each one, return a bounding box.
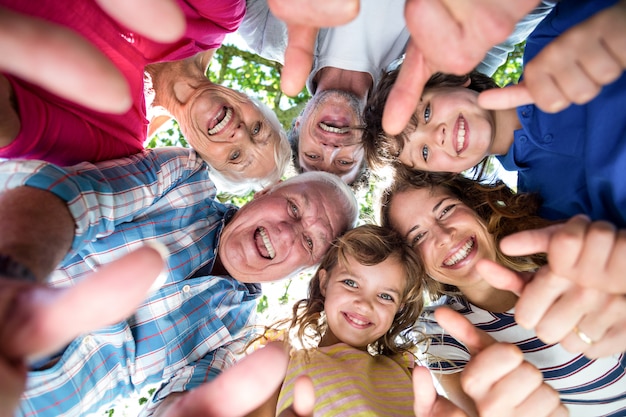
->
[0,148,261,416]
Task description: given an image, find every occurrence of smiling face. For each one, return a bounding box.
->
[217,178,353,283]
[387,186,497,292]
[296,90,365,184]
[319,254,406,350]
[176,84,282,182]
[398,87,495,173]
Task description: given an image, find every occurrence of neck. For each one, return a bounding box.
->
[461,281,518,313]
[145,50,216,112]
[314,67,373,102]
[211,254,229,276]
[318,331,368,351]
[490,108,520,156]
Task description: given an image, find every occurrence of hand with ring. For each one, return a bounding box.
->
[476,216,626,358]
[572,326,594,346]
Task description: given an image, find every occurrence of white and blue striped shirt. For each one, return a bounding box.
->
[420,296,626,417]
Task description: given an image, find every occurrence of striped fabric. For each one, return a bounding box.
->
[277,344,415,416]
[420,296,626,417]
[0,148,261,416]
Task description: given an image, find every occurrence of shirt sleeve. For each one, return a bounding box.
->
[140,345,238,417]
[0,147,209,255]
[476,1,557,76]
[139,327,259,416]
[238,0,288,64]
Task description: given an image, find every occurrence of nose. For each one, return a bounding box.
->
[432,223,454,248]
[320,142,340,160]
[353,294,374,313]
[230,122,249,142]
[427,122,445,148]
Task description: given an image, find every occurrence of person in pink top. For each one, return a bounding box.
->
[0,0,290,192]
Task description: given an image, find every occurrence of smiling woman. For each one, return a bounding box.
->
[380,169,626,417]
[146,51,291,195]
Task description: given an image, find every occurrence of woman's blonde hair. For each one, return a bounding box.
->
[282,224,426,356]
[380,168,553,301]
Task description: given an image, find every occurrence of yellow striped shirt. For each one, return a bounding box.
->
[277,343,414,416]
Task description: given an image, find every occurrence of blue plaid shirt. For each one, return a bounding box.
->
[0,148,261,416]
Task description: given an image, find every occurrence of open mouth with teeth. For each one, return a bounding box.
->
[342,312,372,329]
[319,121,350,134]
[208,106,233,135]
[455,116,467,154]
[254,226,275,259]
[443,236,475,266]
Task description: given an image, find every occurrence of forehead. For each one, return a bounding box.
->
[240,142,277,179]
[276,180,346,228]
[422,85,468,98]
[389,187,444,223]
[394,186,443,205]
[335,254,406,288]
[275,180,333,208]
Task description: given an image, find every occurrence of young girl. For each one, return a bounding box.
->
[363,0,626,228]
[249,224,426,417]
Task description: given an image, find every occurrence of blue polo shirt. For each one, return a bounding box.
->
[497,0,626,226]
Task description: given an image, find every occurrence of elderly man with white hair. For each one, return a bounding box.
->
[0,147,358,417]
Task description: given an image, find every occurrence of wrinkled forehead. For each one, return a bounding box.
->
[277,180,349,227]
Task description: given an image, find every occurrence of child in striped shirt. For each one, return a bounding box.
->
[250,224,426,416]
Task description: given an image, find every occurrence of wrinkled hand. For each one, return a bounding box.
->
[0,246,166,415]
[0,0,184,113]
[382,0,541,135]
[268,0,360,96]
[431,308,567,417]
[478,0,626,112]
[477,216,626,358]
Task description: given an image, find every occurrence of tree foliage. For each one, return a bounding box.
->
[210,44,311,130]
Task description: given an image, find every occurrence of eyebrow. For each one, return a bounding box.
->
[403,197,447,241]
[381,286,402,296]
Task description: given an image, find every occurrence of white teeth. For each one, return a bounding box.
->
[456,118,466,152]
[350,317,368,326]
[319,122,349,134]
[259,227,275,259]
[208,107,233,135]
[443,238,474,266]
[346,314,369,326]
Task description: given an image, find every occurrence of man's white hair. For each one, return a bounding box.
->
[271,171,359,229]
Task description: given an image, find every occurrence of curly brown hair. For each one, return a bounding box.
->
[280,224,426,356]
[379,168,553,301]
[362,68,499,178]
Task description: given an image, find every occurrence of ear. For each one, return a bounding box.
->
[462,77,472,88]
[172,80,195,105]
[318,269,328,297]
[294,116,301,130]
